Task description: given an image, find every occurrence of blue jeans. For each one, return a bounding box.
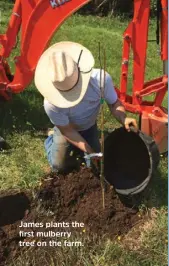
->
[44,124,101,173]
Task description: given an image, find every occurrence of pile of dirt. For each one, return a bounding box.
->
[0,167,142,265]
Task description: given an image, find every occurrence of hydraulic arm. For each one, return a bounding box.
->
[0,0,168,153]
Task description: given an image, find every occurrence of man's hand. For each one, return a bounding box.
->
[108,100,138,132]
[124,117,138,132]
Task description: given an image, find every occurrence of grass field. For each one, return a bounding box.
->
[0,2,168,265]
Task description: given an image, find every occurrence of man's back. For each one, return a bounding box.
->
[44,68,117,131]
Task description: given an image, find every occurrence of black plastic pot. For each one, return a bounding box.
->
[104,127,160,196]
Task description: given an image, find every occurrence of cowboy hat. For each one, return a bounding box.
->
[34,41,95,108]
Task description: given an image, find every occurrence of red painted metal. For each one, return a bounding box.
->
[120,0,151,104]
[0,0,21,58]
[0,0,90,96]
[161,0,168,61]
[0,0,168,153]
[118,0,168,153]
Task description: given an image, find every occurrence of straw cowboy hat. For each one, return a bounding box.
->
[34,41,95,108]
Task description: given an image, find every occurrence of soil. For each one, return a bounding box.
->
[0,167,143,265]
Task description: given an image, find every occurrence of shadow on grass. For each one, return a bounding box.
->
[146,165,168,208]
[115,160,168,210]
[0,88,51,137]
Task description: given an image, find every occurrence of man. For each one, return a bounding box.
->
[35,41,137,173]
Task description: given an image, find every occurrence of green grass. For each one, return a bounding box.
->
[0,2,168,266]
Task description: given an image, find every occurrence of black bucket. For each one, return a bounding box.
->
[104,127,160,195]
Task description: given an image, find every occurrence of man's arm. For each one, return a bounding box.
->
[108,99,138,131]
[56,123,95,154]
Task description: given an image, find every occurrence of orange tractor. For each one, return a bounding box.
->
[0,0,168,153]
